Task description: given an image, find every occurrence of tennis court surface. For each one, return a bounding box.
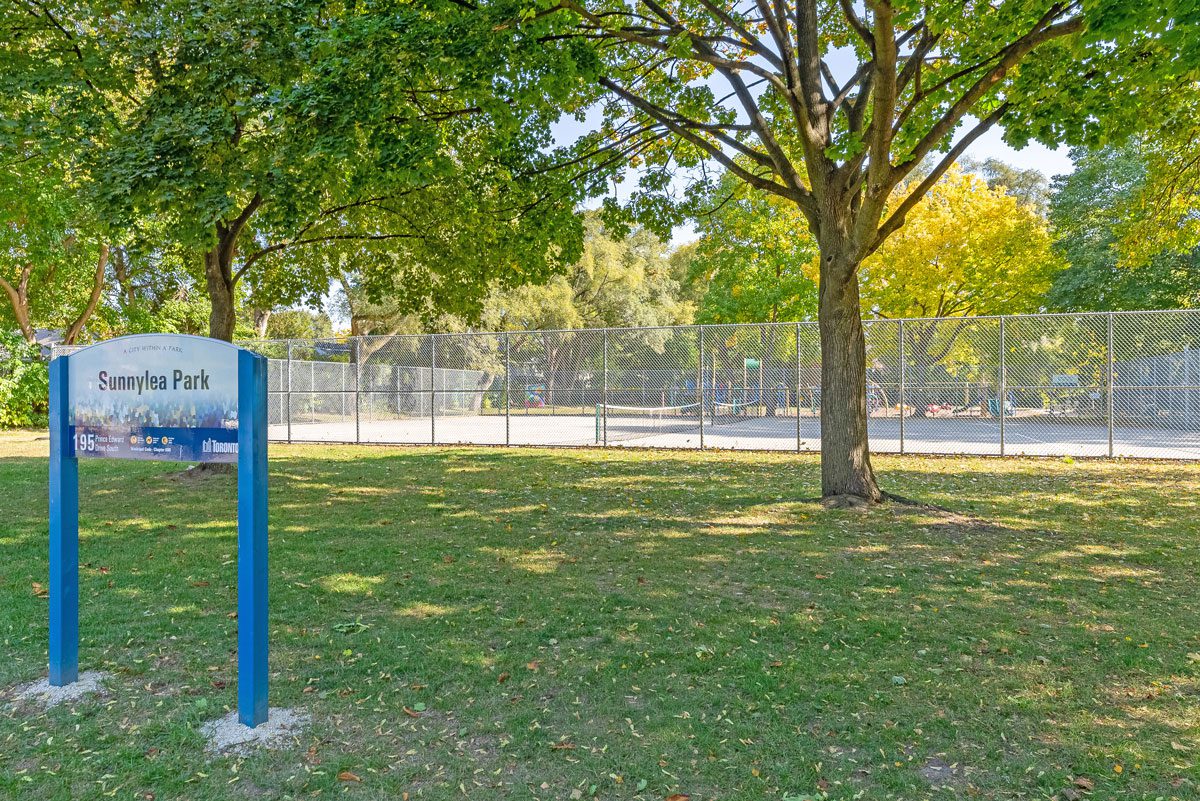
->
[270,406,1200,459]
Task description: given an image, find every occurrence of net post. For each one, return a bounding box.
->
[354,338,362,445]
[602,329,609,446]
[504,332,511,446]
[898,319,906,455]
[285,340,292,444]
[999,316,1007,456]
[429,334,436,445]
[697,325,705,450]
[1107,312,1115,457]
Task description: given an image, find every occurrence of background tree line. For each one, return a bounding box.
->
[2,0,1197,500]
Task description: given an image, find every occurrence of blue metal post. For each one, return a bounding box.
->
[237,349,269,727]
[48,355,79,686]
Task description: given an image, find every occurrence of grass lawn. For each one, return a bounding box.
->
[2,430,1199,800]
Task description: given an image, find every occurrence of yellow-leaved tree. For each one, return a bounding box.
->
[857,167,1063,396]
[689,164,1064,412]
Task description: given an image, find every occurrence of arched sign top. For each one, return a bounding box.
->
[63,332,244,357]
[63,334,258,463]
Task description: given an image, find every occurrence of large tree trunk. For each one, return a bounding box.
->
[204,195,263,342]
[205,246,237,341]
[252,308,271,338]
[817,243,882,503]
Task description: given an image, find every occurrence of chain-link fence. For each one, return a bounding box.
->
[53,310,1200,459]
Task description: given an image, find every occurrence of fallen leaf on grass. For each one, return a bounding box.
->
[403,706,422,718]
[666,794,691,801]
[337,771,362,783]
[550,742,576,750]
[1072,776,1094,790]
[190,581,210,588]
[497,672,510,683]
[31,582,48,599]
[526,661,540,672]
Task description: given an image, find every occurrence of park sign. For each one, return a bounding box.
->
[68,335,240,462]
[48,334,271,728]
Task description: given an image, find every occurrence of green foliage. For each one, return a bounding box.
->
[0,135,108,341]
[964,157,1052,214]
[1,0,600,337]
[265,309,335,341]
[1047,145,1200,312]
[686,174,818,324]
[0,332,48,427]
[480,213,692,331]
[682,164,1058,327]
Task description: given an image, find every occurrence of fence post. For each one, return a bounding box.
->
[602,329,609,446]
[429,334,437,445]
[504,332,511,446]
[1107,312,1115,457]
[998,316,1007,456]
[795,322,802,453]
[898,319,906,455]
[286,340,293,444]
[354,338,362,445]
[697,325,705,450]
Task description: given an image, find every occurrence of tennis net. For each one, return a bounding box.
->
[711,400,751,423]
[596,403,704,443]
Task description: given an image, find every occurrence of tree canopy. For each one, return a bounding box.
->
[543,0,1194,500]
[1,0,603,340]
[1048,143,1200,312]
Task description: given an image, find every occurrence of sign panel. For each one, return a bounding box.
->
[67,335,239,462]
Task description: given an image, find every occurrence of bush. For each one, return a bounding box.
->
[0,332,49,428]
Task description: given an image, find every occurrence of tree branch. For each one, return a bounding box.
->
[870,103,1009,254]
[598,76,810,210]
[63,244,108,345]
[891,13,1083,182]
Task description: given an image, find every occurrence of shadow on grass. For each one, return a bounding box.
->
[1,445,1198,799]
